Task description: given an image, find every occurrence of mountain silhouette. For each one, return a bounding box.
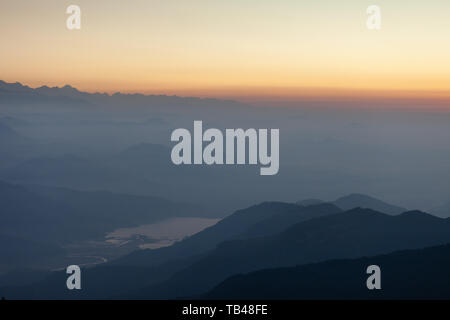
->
[0,80,92,107]
[431,201,450,218]
[0,80,247,112]
[332,193,406,215]
[0,202,341,298]
[124,208,450,299]
[1,153,164,194]
[113,202,340,267]
[0,122,29,146]
[204,243,450,299]
[107,143,173,180]
[235,203,340,239]
[0,180,204,242]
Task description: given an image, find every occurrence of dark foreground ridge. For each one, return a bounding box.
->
[204,243,450,299]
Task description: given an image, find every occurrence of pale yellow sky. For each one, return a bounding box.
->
[1,0,450,99]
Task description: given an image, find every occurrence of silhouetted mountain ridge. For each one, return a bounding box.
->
[333,193,406,215]
[204,243,450,299]
[0,122,29,145]
[0,179,206,265]
[0,201,340,298]
[431,202,450,218]
[0,80,246,110]
[112,202,340,267]
[124,207,450,299]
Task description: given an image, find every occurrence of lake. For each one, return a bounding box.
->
[106,217,221,249]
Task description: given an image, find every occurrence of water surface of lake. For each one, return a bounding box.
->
[106,217,221,249]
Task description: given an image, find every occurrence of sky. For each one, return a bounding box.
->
[1,0,450,100]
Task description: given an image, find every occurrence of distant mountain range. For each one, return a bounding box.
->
[431,202,450,218]
[0,139,260,208]
[332,193,407,215]
[297,193,407,215]
[0,80,246,112]
[1,153,163,194]
[0,121,55,171]
[0,122,29,146]
[204,243,450,299]
[0,180,205,242]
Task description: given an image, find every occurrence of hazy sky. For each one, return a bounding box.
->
[1,0,450,99]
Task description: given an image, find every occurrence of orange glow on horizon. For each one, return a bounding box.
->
[6,79,450,108]
[2,0,450,108]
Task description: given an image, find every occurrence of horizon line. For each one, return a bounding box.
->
[2,79,450,107]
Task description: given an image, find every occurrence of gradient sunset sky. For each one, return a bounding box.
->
[1,0,450,100]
